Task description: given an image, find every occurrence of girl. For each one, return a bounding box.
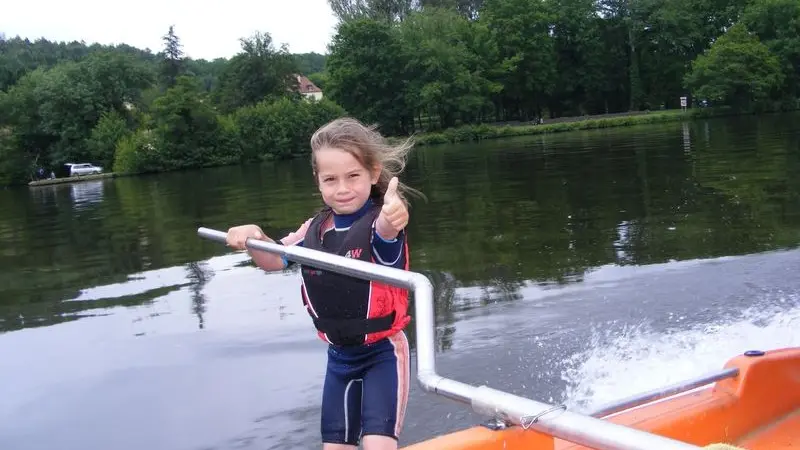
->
[226,117,421,450]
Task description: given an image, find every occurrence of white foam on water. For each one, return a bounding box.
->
[559,295,800,413]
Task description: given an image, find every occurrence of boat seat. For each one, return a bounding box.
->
[704,445,746,450]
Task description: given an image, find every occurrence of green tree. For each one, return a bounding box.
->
[481,0,556,120]
[742,0,800,101]
[595,0,645,111]
[160,25,186,88]
[420,0,485,20]
[547,0,608,115]
[112,129,162,175]
[328,0,417,22]
[185,57,228,92]
[325,19,413,134]
[0,127,29,185]
[0,36,99,91]
[399,8,500,129]
[150,76,240,169]
[294,52,328,74]
[1,50,153,169]
[307,72,328,91]
[87,110,131,169]
[684,23,784,109]
[214,32,300,113]
[234,97,346,161]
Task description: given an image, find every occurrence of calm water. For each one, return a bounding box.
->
[2,113,800,450]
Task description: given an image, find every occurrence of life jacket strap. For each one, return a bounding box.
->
[312,311,395,344]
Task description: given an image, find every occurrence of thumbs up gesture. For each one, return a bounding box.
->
[376,177,408,240]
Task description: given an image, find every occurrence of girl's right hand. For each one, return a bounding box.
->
[226,224,269,250]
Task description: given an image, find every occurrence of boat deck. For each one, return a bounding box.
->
[737,408,800,449]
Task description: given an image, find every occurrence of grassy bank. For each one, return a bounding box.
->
[407,108,731,147]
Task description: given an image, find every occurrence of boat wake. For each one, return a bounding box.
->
[560,292,800,413]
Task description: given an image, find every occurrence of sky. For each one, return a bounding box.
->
[1,0,340,60]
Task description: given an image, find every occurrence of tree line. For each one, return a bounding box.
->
[0,28,342,186]
[323,0,799,134]
[1,0,799,186]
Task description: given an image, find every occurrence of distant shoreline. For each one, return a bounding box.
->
[406,108,734,147]
[16,108,796,188]
[28,173,116,187]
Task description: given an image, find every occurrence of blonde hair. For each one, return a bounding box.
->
[309,117,424,206]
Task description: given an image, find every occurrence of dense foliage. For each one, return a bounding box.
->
[324,0,799,133]
[0,30,343,185]
[1,0,798,185]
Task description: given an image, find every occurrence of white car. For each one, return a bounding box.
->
[67,163,103,177]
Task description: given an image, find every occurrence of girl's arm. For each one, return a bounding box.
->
[373,177,408,268]
[248,236,287,271]
[236,219,311,271]
[372,226,407,269]
[270,218,312,269]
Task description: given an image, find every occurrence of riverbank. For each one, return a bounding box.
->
[28,173,116,187]
[408,108,727,146]
[8,107,786,188]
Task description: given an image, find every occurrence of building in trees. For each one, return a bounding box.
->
[296,74,323,100]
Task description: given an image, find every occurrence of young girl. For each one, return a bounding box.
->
[226,117,420,450]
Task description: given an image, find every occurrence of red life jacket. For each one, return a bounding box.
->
[299,204,411,346]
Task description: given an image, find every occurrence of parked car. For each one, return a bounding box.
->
[66,163,103,177]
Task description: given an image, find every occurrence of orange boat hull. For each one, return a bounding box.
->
[402,347,800,450]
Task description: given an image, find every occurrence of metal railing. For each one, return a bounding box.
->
[197,227,703,450]
[588,367,739,419]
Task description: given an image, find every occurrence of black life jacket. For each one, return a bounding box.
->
[299,204,409,346]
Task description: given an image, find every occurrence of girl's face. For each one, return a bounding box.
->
[314,146,380,215]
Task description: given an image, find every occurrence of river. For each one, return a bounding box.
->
[1,113,800,450]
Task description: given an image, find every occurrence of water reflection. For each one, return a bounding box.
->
[186,261,211,330]
[69,180,106,209]
[1,112,800,341]
[27,183,61,206]
[682,121,691,153]
[613,220,634,264]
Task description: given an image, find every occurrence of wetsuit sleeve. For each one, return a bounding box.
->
[279,218,311,267]
[371,221,406,269]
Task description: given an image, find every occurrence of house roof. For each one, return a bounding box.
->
[296,74,322,94]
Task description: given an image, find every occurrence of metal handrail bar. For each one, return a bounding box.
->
[588,367,739,418]
[197,227,702,450]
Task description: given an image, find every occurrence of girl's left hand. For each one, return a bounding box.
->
[376,177,408,239]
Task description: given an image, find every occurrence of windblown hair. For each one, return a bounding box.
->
[309,117,424,206]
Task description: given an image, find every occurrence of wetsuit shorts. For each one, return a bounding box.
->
[320,331,410,445]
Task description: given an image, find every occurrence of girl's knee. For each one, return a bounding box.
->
[361,434,399,450]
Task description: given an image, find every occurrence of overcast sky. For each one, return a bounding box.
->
[1,0,339,60]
